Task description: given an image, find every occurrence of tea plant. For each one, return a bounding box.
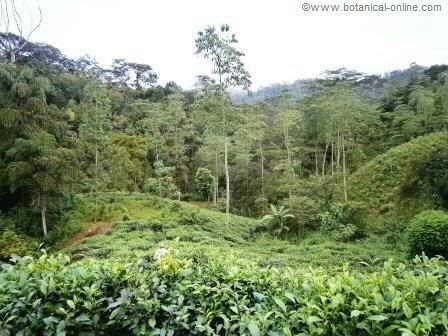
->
[1,254,448,335]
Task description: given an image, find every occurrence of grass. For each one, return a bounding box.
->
[61,192,405,271]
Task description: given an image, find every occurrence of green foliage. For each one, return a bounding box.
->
[1,254,448,335]
[261,204,295,237]
[280,196,320,235]
[114,219,164,233]
[155,250,191,275]
[0,229,34,260]
[143,161,179,199]
[178,209,210,226]
[193,167,214,201]
[408,210,448,258]
[420,149,448,208]
[319,202,366,242]
[195,24,252,90]
[350,132,448,221]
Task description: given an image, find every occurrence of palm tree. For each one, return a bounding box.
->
[262,204,295,237]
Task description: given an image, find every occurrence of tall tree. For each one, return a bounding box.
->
[195,24,251,222]
[6,131,76,236]
[78,84,112,218]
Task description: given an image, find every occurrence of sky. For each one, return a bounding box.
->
[26,0,448,89]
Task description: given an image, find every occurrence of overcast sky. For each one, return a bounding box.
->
[30,0,448,89]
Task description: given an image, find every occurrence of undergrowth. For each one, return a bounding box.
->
[61,192,404,271]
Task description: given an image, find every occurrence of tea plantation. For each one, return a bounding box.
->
[2,192,448,335]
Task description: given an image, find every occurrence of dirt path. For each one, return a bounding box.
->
[63,221,113,248]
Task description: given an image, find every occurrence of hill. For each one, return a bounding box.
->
[231,65,426,104]
[350,132,448,224]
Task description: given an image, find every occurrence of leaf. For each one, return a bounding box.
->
[402,303,413,319]
[273,297,287,313]
[40,281,48,296]
[284,291,296,303]
[398,328,417,336]
[351,310,362,318]
[67,300,75,310]
[76,314,90,323]
[248,322,261,336]
[253,292,266,302]
[109,308,121,320]
[106,300,122,310]
[367,315,388,322]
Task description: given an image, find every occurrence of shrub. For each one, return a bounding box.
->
[178,209,210,226]
[0,229,33,260]
[114,219,164,233]
[144,161,179,199]
[334,224,362,242]
[1,254,448,335]
[193,168,214,201]
[408,210,448,258]
[285,196,320,233]
[318,202,366,241]
[149,219,164,232]
[143,176,179,199]
[254,196,269,216]
[155,250,191,275]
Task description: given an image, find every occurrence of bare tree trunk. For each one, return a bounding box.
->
[331,142,335,176]
[224,136,230,224]
[214,149,218,205]
[342,135,348,202]
[155,142,159,162]
[336,130,341,171]
[95,143,98,223]
[315,149,319,176]
[322,143,329,176]
[260,143,265,199]
[40,193,48,237]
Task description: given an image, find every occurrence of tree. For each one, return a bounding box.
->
[194,168,214,201]
[106,59,158,89]
[195,24,251,223]
[0,63,79,236]
[0,0,43,63]
[261,204,295,237]
[143,161,179,199]
[6,131,76,236]
[78,84,112,219]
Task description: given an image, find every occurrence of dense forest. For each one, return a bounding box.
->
[1,7,448,335]
[1,26,448,240]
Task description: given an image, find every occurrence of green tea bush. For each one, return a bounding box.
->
[1,254,448,335]
[408,210,448,258]
[178,209,210,226]
[114,219,164,233]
